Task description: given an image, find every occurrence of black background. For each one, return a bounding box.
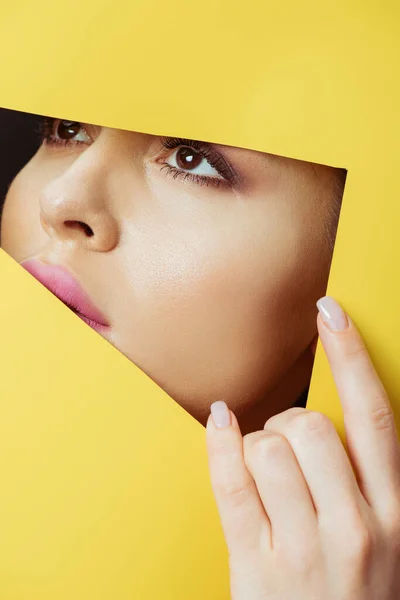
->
[0,108,43,210]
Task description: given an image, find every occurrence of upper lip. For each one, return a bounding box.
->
[21,259,109,328]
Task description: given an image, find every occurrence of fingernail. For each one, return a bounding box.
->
[210,401,231,429]
[317,296,348,331]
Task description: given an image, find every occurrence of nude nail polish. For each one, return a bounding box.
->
[317,296,348,331]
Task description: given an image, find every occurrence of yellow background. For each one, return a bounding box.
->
[0,0,399,598]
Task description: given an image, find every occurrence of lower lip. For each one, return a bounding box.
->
[73,312,109,333]
[21,260,109,334]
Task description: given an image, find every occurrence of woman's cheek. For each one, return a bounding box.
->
[117,232,308,399]
[2,185,35,261]
[1,164,50,261]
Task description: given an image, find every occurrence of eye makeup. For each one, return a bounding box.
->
[38,117,92,148]
[157,137,239,188]
[36,117,239,189]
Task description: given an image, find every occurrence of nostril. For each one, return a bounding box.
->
[64,220,94,237]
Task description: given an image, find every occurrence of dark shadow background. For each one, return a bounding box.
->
[0,108,43,211]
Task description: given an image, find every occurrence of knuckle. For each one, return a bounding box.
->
[243,431,265,457]
[212,441,238,460]
[265,409,333,444]
[243,431,291,475]
[213,475,253,509]
[342,517,374,566]
[245,430,289,461]
[342,339,368,361]
[289,410,333,437]
[275,538,317,575]
[369,401,395,431]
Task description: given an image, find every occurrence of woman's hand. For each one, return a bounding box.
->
[206,296,400,599]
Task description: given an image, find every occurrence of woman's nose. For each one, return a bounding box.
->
[39,156,119,253]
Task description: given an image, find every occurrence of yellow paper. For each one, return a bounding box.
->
[0,0,399,598]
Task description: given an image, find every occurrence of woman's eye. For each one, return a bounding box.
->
[50,120,91,144]
[166,147,223,179]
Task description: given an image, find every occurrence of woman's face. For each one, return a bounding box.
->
[1,119,343,429]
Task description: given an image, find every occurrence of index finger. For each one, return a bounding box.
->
[206,402,269,555]
[316,296,400,520]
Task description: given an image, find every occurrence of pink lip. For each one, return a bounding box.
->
[21,259,109,331]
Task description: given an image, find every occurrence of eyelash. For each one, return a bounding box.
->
[159,164,222,188]
[38,117,87,148]
[37,119,237,187]
[158,137,236,188]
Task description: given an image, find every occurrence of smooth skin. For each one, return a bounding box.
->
[1,118,345,433]
[207,297,400,599]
